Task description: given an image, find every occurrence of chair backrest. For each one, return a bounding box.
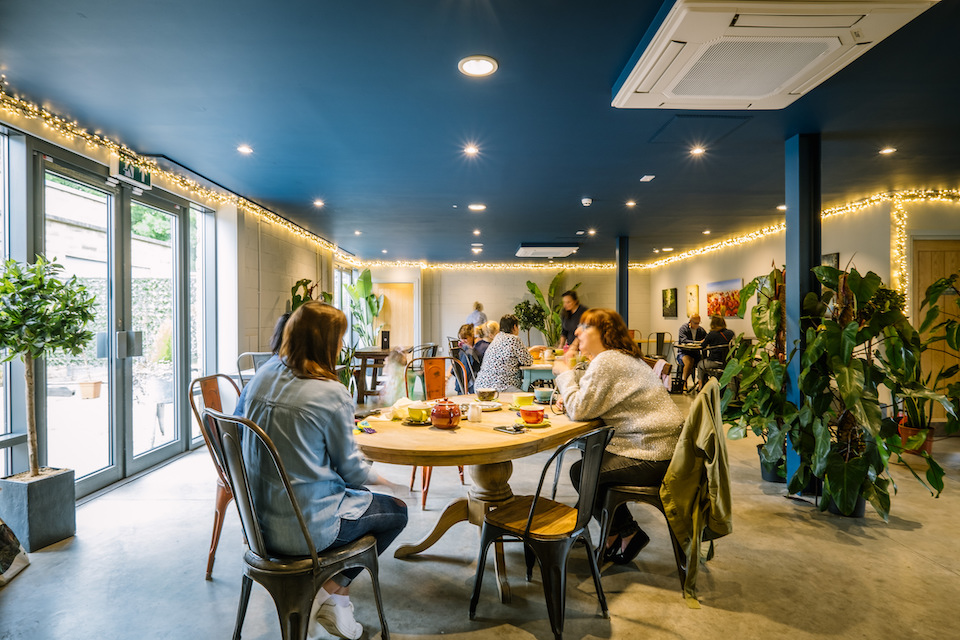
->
[410,343,439,359]
[202,408,320,567]
[237,351,273,386]
[404,356,468,401]
[447,337,460,355]
[525,426,615,536]
[646,332,673,358]
[188,374,241,485]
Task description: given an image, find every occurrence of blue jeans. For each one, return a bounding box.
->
[325,492,408,586]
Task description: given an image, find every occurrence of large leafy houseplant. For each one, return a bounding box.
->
[0,257,96,477]
[345,269,383,348]
[526,270,580,347]
[721,266,798,475]
[791,266,949,520]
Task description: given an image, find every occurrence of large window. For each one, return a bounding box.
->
[0,132,8,477]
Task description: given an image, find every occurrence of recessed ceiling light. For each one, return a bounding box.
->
[458,55,498,77]
[777,204,787,211]
[381,249,388,254]
[662,247,674,251]
[879,147,897,155]
[464,145,479,155]
[653,248,660,253]
[237,144,253,154]
[625,200,637,207]
[640,175,656,182]
[472,247,483,254]
[354,230,361,236]
[452,204,458,209]
[690,147,705,155]
[473,229,481,236]
[702,230,711,235]
[313,199,325,207]
[576,230,586,236]
[588,229,596,236]
[468,203,486,211]
[471,243,484,247]
[581,198,592,207]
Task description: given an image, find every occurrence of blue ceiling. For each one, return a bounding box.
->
[1,0,957,263]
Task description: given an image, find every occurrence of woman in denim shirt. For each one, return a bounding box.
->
[242,301,407,639]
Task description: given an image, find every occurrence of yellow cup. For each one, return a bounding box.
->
[514,394,535,407]
[408,405,430,422]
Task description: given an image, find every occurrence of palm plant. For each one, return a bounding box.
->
[344,269,383,348]
[526,270,580,347]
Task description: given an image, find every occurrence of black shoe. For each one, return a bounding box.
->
[602,534,622,563]
[610,530,650,565]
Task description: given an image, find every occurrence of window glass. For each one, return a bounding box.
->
[0,133,7,476]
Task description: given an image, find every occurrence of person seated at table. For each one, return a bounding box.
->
[474,314,540,392]
[552,308,683,565]
[677,313,706,392]
[240,301,408,640]
[696,315,735,391]
[474,320,499,363]
[455,323,481,393]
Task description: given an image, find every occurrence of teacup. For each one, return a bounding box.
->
[534,387,554,403]
[543,349,555,362]
[514,393,535,407]
[477,388,499,402]
[408,402,430,423]
[519,406,545,424]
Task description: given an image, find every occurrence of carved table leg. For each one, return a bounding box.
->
[394,497,469,558]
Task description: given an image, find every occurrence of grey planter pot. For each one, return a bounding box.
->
[0,468,76,552]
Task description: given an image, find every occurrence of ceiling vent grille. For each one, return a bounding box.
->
[613,0,939,110]
[515,243,580,258]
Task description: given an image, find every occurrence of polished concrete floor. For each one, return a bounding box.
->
[1,406,959,640]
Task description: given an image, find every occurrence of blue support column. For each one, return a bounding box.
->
[616,236,629,324]
[785,133,821,488]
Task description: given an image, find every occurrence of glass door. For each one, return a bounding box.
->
[43,161,190,494]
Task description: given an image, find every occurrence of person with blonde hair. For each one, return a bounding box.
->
[474,320,499,362]
[241,301,408,639]
[552,308,683,566]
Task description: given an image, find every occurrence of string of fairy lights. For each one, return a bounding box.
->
[2,83,958,285]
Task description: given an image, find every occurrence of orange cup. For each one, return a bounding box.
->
[519,406,545,424]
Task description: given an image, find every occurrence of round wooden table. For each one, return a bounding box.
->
[354,392,600,602]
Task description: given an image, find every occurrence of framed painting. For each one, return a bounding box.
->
[821,252,840,269]
[662,288,678,318]
[686,284,699,316]
[706,278,743,317]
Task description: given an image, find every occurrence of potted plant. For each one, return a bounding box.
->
[790,265,949,520]
[513,299,546,346]
[721,266,798,482]
[0,256,96,551]
[887,272,960,454]
[526,270,580,347]
[345,269,383,348]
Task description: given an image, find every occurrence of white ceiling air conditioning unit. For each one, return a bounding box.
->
[612,0,939,110]
[516,243,580,258]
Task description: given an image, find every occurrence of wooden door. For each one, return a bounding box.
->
[913,240,960,422]
[374,283,415,349]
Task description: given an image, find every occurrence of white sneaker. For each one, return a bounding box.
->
[315,599,363,640]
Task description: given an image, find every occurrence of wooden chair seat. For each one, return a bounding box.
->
[486,496,579,540]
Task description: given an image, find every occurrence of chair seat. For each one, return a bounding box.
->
[487,496,579,539]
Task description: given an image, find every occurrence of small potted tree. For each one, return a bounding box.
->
[0,256,96,551]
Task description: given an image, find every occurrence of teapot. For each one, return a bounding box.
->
[430,398,461,429]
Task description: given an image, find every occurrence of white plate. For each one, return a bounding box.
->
[477,401,502,412]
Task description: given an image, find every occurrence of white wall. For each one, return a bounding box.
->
[646,201,894,337]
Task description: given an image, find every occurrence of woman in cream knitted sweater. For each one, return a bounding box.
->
[553,308,683,565]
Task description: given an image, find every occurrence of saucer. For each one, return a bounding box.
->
[533,399,553,405]
[507,403,537,411]
[401,419,431,427]
[514,417,551,429]
[476,401,502,412]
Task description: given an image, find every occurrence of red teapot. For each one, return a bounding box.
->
[431,398,461,429]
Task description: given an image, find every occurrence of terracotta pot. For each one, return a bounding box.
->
[430,399,461,429]
[898,424,933,456]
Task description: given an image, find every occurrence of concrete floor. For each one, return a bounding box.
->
[2,403,959,640]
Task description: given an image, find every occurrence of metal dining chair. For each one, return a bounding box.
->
[203,408,391,640]
[188,374,241,580]
[237,351,273,387]
[404,356,469,508]
[470,426,614,640]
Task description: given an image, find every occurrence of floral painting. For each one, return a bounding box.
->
[662,288,678,318]
[706,278,742,317]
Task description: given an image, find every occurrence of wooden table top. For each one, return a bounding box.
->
[354,393,600,467]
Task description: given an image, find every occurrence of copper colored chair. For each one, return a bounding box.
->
[188,374,241,580]
[403,356,469,508]
[204,408,390,640]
